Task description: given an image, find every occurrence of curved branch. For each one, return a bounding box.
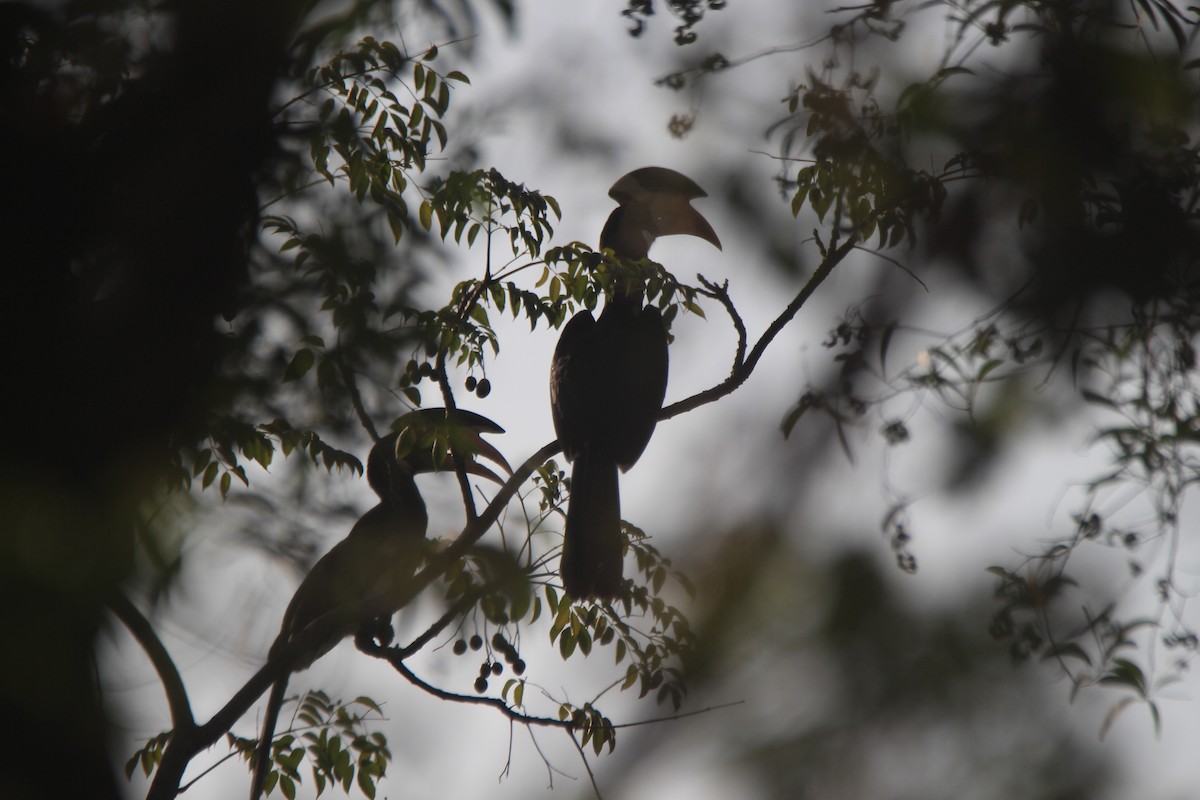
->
[108,593,195,732]
[390,589,482,660]
[697,276,748,372]
[362,640,572,730]
[147,657,285,800]
[661,235,857,421]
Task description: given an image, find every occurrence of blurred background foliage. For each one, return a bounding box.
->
[4,0,1200,798]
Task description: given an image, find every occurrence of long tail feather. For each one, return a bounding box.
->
[561,449,623,599]
[249,677,287,800]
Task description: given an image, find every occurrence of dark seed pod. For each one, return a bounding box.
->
[469,634,483,651]
[474,677,488,694]
[453,639,468,656]
[465,375,477,391]
[512,659,526,676]
[490,661,504,676]
[476,378,491,398]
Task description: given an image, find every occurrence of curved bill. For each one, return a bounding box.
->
[608,166,722,251]
[388,407,511,484]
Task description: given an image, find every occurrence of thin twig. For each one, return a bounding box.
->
[608,700,745,729]
[568,729,604,800]
[662,234,857,421]
[697,276,748,370]
[390,590,483,660]
[371,648,573,729]
[337,356,380,441]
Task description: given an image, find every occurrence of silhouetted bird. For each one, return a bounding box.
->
[550,167,720,599]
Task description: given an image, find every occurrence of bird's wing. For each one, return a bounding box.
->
[549,309,597,462]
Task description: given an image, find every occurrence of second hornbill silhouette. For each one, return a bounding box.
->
[550,167,721,600]
[250,408,508,800]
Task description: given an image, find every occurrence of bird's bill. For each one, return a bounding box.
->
[652,202,721,250]
[459,454,508,486]
[608,166,722,251]
[391,408,511,484]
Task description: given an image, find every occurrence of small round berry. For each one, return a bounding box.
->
[473,677,488,694]
[490,661,504,676]
[465,376,477,391]
[475,378,491,398]
[469,634,483,651]
[512,659,526,676]
[452,639,468,656]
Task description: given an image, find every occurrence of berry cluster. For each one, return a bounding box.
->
[399,360,491,398]
[452,632,524,694]
[463,375,491,398]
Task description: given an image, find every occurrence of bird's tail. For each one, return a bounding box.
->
[249,677,287,800]
[561,449,623,600]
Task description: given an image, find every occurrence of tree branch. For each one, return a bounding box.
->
[697,276,747,371]
[661,235,857,421]
[336,356,380,442]
[362,640,572,730]
[108,593,195,732]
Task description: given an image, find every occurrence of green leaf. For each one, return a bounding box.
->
[1100,658,1148,697]
[419,200,433,232]
[1081,388,1118,408]
[1041,642,1092,666]
[559,629,577,659]
[1100,696,1136,740]
[977,358,1003,381]
[201,461,219,489]
[283,349,316,383]
[876,321,899,377]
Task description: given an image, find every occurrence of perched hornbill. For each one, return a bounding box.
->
[250,409,508,799]
[550,167,721,600]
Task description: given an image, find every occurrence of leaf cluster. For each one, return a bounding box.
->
[235,691,390,800]
[784,69,954,248]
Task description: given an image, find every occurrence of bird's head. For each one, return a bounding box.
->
[367,408,511,498]
[600,166,722,259]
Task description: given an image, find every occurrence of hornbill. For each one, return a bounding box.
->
[250,409,508,800]
[550,167,721,600]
